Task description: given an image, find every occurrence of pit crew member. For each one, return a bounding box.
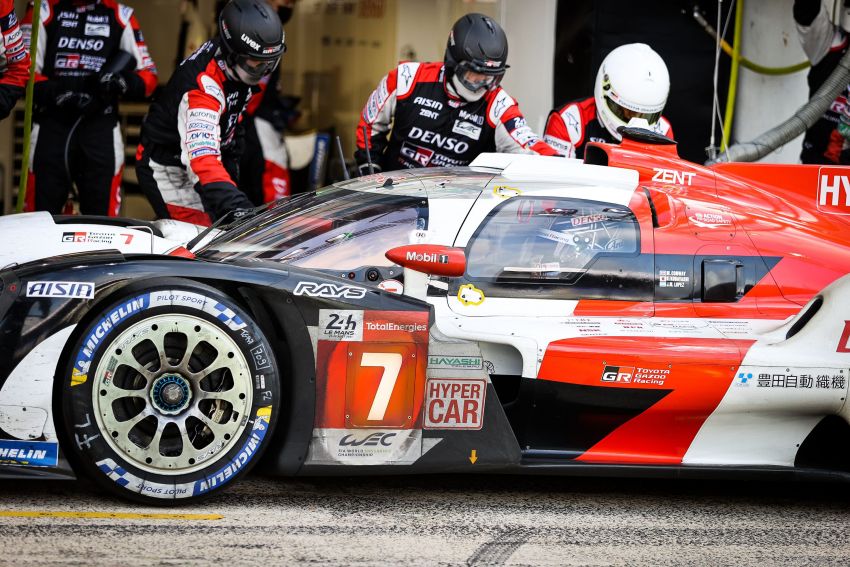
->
[794,0,849,164]
[22,0,157,215]
[544,43,673,159]
[0,0,29,121]
[136,0,285,225]
[355,12,557,174]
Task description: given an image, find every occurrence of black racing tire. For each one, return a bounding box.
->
[60,280,280,504]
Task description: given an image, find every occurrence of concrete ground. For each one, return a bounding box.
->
[0,473,847,566]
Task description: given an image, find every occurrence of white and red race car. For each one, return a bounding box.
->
[2,128,850,503]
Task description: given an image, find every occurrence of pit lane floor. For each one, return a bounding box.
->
[0,474,847,566]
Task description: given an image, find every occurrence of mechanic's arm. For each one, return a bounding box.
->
[490,93,558,155]
[178,82,254,221]
[115,7,158,99]
[0,0,29,119]
[794,0,840,65]
[354,68,399,173]
[542,111,577,158]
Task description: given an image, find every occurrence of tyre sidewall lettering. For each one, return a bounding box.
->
[63,287,279,501]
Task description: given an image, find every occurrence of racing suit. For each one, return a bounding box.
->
[136,38,256,226]
[0,0,29,120]
[240,65,291,205]
[22,0,157,216]
[794,0,849,164]
[543,97,673,159]
[355,61,557,171]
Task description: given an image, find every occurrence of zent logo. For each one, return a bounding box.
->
[817,167,850,215]
[293,281,367,299]
[652,168,695,186]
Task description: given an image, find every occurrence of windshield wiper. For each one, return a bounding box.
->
[186,204,265,253]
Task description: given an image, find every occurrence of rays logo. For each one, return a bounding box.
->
[293,281,367,299]
[601,365,633,383]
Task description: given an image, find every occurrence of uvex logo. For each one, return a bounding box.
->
[817,167,850,215]
[339,432,396,447]
[241,33,261,51]
[405,251,448,264]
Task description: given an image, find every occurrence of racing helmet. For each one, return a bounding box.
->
[444,13,509,101]
[593,43,670,141]
[219,0,286,85]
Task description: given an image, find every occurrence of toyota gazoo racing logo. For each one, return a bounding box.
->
[408,126,470,154]
[293,281,367,299]
[400,141,434,166]
[601,365,633,383]
[338,432,397,447]
[405,250,448,264]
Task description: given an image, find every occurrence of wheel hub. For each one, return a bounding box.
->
[150,374,192,415]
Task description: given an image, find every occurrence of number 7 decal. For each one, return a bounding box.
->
[361,352,403,421]
[346,343,419,428]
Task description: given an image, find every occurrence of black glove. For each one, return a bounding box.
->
[96,71,130,99]
[197,181,255,222]
[0,85,22,121]
[55,91,95,112]
[357,162,382,177]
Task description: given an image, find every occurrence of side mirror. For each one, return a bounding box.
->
[385,244,466,277]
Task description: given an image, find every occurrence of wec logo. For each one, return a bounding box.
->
[817,168,850,215]
[293,281,367,299]
[338,432,396,447]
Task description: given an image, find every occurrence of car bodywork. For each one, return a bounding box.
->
[2,134,850,502]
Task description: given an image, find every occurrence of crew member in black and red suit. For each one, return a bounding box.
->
[0,0,30,121]
[794,0,850,164]
[22,0,157,215]
[135,0,285,226]
[355,13,556,174]
[544,43,673,160]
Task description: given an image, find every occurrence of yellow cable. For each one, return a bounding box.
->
[721,0,744,151]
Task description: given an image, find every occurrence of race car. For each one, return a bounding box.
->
[3,128,850,504]
[0,213,211,267]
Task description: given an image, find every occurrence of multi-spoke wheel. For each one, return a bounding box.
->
[62,282,279,504]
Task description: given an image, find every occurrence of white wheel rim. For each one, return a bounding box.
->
[92,313,253,475]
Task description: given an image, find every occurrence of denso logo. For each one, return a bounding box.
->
[652,168,695,186]
[409,126,469,154]
[405,251,448,264]
[293,281,367,299]
[57,37,104,50]
[817,168,850,215]
[241,33,261,51]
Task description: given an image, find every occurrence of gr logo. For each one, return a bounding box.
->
[601,365,634,383]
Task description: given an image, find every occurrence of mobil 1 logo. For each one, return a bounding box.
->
[318,309,363,342]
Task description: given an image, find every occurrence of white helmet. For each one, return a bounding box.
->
[594,43,670,141]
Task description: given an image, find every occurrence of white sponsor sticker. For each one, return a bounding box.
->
[318,309,364,342]
[424,378,486,430]
[452,120,482,140]
[200,75,225,104]
[27,281,95,299]
[84,23,110,37]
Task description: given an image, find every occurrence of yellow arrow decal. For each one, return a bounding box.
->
[469,449,478,464]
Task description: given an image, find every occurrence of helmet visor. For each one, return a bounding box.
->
[605,96,661,125]
[234,54,281,84]
[456,61,502,92]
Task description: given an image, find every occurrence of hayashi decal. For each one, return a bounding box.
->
[193,406,272,496]
[26,281,94,299]
[651,167,695,186]
[319,309,363,342]
[817,167,850,215]
[457,284,485,306]
[428,355,483,370]
[658,269,689,288]
[72,294,149,382]
[293,281,367,299]
[0,440,58,467]
[424,378,486,430]
[493,185,521,199]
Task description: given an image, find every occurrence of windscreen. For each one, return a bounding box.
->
[198,188,428,270]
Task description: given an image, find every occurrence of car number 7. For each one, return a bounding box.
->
[360,352,403,421]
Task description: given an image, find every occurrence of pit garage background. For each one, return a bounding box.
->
[0,0,815,217]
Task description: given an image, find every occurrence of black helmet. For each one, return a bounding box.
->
[219,0,286,84]
[444,13,509,93]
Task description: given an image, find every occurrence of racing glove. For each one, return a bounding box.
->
[33,80,94,112]
[97,71,130,99]
[196,181,256,223]
[0,85,23,120]
[54,91,95,112]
